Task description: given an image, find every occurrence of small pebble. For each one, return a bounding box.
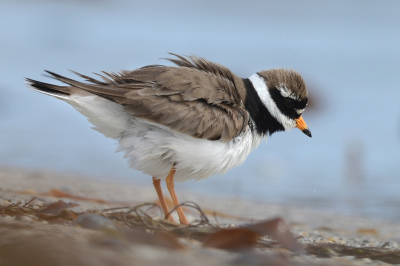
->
[15,215,33,222]
[76,213,116,230]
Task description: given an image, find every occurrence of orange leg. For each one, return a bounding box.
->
[152,177,175,222]
[166,167,189,225]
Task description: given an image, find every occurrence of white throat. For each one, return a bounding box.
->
[248,73,296,131]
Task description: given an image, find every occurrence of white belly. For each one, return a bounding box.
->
[117,118,263,182]
[57,92,264,182]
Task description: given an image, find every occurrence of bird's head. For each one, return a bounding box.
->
[251,68,312,137]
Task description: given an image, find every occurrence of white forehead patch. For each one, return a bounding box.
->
[249,74,296,131]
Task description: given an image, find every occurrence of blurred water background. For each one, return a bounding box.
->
[1,0,400,220]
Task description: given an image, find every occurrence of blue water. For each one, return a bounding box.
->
[1,0,400,220]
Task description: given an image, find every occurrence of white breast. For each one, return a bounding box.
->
[117,118,264,182]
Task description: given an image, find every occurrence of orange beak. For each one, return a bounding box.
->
[295,116,312,138]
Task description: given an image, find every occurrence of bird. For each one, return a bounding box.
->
[26,53,311,225]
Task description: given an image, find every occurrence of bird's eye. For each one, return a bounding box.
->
[284,98,294,108]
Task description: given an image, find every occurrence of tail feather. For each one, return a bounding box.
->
[26,74,132,139]
[25,77,72,100]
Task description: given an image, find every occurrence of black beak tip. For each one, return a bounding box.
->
[302,128,312,138]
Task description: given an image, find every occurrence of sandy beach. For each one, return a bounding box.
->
[1,166,400,265]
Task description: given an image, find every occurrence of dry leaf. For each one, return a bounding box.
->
[204,218,302,253]
[244,218,302,253]
[203,228,258,251]
[38,200,78,216]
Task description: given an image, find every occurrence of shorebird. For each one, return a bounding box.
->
[26,54,311,225]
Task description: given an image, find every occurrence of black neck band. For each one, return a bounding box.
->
[243,78,285,136]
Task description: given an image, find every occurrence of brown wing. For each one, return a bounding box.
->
[44,54,249,142]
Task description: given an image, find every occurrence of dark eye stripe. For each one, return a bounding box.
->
[270,88,308,119]
[294,98,308,110]
[284,98,293,108]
